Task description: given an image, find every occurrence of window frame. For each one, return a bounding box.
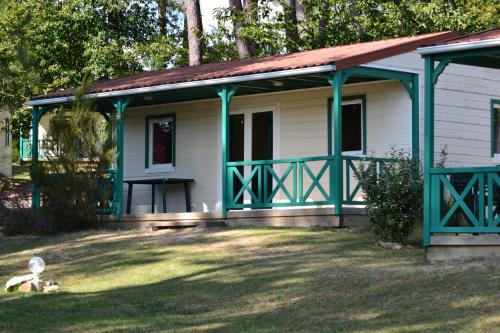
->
[145,114,176,173]
[327,95,367,156]
[491,99,500,161]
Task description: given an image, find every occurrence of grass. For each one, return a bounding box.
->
[1,227,500,333]
[11,163,30,181]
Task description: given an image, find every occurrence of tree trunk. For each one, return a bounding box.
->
[447,0,457,9]
[295,0,307,22]
[349,0,364,42]
[157,0,167,36]
[283,0,299,46]
[229,0,253,59]
[242,0,258,56]
[318,1,328,41]
[184,0,203,66]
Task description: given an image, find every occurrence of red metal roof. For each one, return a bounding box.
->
[429,27,500,46]
[33,31,458,101]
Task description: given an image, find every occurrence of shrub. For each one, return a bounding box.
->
[357,148,423,243]
[0,183,48,236]
[32,86,113,232]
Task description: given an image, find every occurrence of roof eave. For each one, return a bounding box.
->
[28,64,339,107]
[417,39,500,56]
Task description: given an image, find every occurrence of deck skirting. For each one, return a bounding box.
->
[426,235,500,261]
[99,207,367,230]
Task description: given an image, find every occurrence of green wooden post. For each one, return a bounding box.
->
[328,72,344,215]
[112,97,132,220]
[411,74,420,160]
[31,107,41,211]
[423,56,435,247]
[216,85,238,218]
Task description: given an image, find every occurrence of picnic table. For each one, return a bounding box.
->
[124,178,194,214]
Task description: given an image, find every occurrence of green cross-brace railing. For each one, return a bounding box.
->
[423,46,500,246]
[264,163,297,203]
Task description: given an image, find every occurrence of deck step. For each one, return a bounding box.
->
[427,235,500,261]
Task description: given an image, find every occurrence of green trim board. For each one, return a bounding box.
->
[491,99,500,157]
[327,95,367,155]
[144,114,176,169]
[215,84,239,218]
[30,106,52,211]
[112,96,133,220]
[423,56,435,247]
[334,66,419,161]
[343,66,414,82]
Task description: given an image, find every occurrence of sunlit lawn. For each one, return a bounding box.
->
[1,227,500,333]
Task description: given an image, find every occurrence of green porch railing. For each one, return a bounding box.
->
[429,166,500,234]
[226,156,335,209]
[20,138,45,160]
[343,156,389,205]
[96,169,117,215]
[226,155,393,210]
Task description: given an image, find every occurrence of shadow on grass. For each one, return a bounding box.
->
[0,228,499,333]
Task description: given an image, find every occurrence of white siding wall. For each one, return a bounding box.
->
[124,100,220,214]
[123,80,410,214]
[369,52,500,167]
[122,52,500,214]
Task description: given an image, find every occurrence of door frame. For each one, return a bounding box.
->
[230,104,280,163]
[216,103,281,210]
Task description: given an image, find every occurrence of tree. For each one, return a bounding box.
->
[158,0,167,37]
[228,0,254,58]
[33,86,114,232]
[283,0,300,48]
[184,0,203,65]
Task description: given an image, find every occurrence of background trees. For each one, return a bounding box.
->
[0,0,498,144]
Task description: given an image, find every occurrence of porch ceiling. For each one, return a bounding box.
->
[93,73,384,113]
[418,27,500,69]
[447,51,500,69]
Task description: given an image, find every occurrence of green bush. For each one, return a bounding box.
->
[357,148,423,243]
[32,87,113,232]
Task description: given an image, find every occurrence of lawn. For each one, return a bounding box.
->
[1,227,500,333]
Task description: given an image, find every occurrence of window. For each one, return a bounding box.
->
[328,96,366,155]
[492,100,500,159]
[145,115,175,172]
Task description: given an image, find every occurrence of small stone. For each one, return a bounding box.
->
[378,241,403,250]
[46,279,57,287]
[43,285,60,293]
[39,279,57,288]
[18,281,35,293]
[5,274,34,292]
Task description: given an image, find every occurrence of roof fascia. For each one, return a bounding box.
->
[28,64,337,107]
[418,39,500,56]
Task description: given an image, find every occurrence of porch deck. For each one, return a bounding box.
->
[99,206,367,230]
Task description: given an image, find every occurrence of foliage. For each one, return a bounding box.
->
[357,148,423,243]
[0,180,47,236]
[32,86,113,232]
[0,0,498,138]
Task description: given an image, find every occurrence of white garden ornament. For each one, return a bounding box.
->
[28,257,45,291]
